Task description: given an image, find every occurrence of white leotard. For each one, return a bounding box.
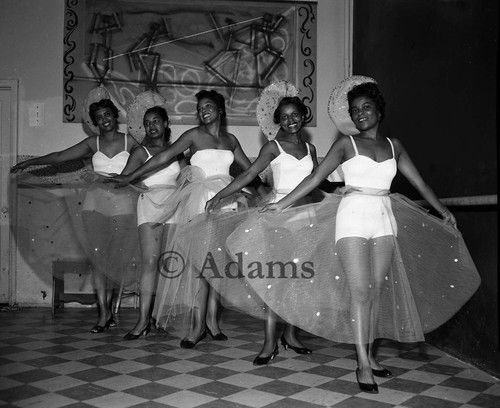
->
[190,149,236,213]
[91,135,130,175]
[270,140,314,203]
[137,146,181,226]
[335,136,398,241]
[82,135,136,216]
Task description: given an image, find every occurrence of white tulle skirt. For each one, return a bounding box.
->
[170,187,481,344]
[151,166,248,337]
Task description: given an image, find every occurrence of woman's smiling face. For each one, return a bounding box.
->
[94,107,117,131]
[196,97,221,125]
[279,103,304,135]
[349,96,380,131]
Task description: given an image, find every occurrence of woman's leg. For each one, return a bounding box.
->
[126,222,166,336]
[182,277,209,343]
[282,324,309,349]
[254,310,279,363]
[206,285,222,335]
[337,236,375,385]
[82,211,114,329]
[367,235,395,370]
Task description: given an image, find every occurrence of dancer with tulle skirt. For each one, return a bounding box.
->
[206,84,319,365]
[12,94,139,333]
[105,90,264,348]
[226,77,480,393]
[119,96,187,340]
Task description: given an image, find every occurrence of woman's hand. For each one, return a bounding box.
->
[10,161,30,174]
[103,174,132,188]
[81,170,102,183]
[441,208,458,229]
[259,203,283,213]
[205,195,220,213]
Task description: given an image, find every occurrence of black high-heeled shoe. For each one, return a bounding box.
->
[372,367,392,378]
[180,329,207,349]
[90,315,114,333]
[253,345,279,366]
[206,325,228,341]
[280,334,312,355]
[356,368,379,393]
[123,322,151,341]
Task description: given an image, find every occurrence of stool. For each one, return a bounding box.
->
[52,259,96,313]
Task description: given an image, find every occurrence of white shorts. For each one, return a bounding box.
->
[82,184,136,217]
[137,189,177,226]
[335,194,397,242]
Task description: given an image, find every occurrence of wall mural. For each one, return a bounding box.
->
[63,0,317,128]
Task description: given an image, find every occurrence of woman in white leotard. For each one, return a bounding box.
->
[119,106,186,340]
[106,90,265,348]
[262,80,465,393]
[11,99,139,333]
[206,96,319,365]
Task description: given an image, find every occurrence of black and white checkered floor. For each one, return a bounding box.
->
[0,307,498,408]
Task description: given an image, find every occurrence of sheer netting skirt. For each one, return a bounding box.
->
[155,189,317,328]
[151,165,252,337]
[136,184,178,226]
[219,188,481,344]
[12,171,140,290]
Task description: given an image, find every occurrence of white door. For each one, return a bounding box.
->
[0,80,18,305]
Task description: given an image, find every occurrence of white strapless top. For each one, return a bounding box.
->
[190,149,234,177]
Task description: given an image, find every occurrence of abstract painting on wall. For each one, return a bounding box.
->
[63,0,317,128]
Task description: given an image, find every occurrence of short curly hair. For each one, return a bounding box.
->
[195,90,226,120]
[88,99,119,126]
[347,82,386,121]
[273,96,308,124]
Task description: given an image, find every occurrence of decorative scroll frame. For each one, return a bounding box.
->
[63,0,317,128]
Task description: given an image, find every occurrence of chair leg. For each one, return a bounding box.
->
[113,278,125,315]
[114,263,141,313]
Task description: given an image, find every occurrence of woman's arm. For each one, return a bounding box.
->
[230,133,253,171]
[105,131,193,185]
[11,138,94,173]
[177,152,188,169]
[120,145,148,175]
[394,139,457,227]
[230,133,266,193]
[262,137,346,212]
[126,134,140,151]
[206,141,276,212]
[309,143,320,170]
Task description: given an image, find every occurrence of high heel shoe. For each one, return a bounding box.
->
[280,334,312,355]
[90,315,114,333]
[356,368,379,393]
[372,367,392,378]
[180,329,207,349]
[123,323,151,341]
[206,325,228,341]
[253,345,279,366]
[109,317,117,327]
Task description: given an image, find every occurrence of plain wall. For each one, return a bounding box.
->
[352,0,498,376]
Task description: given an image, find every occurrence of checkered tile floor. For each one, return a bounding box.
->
[0,307,498,408]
